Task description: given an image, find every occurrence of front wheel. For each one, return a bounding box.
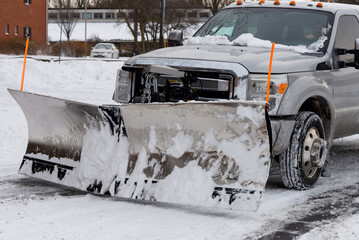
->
[279,111,327,190]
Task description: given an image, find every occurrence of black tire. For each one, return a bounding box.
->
[279,111,326,190]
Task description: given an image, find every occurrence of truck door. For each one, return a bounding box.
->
[333,15,359,138]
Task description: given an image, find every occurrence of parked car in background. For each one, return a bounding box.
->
[90,43,119,58]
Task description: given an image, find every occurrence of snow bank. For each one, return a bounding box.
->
[49,22,134,41]
[0,56,123,104]
[0,56,124,167]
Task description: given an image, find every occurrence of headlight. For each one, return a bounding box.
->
[248,74,288,113]
[114,69,132,103]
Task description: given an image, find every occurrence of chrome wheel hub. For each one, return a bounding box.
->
[302,127,327,178]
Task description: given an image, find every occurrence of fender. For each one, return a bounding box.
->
[277,73,336,147]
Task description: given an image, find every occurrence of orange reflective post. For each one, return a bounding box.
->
[266,42,275,106]
[21,37,30,91]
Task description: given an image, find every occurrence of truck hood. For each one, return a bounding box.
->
[126,45,328,73]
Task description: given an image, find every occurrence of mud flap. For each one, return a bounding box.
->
[9,89,271,211]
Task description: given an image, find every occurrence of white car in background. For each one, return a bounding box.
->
[90,43,119,58]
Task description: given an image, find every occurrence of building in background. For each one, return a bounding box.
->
[47,8,212,24]
[0,0,48,43]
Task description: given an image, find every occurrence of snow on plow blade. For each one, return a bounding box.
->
[9,89,270,211]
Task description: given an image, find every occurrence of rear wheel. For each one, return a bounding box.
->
[279,111,327,190]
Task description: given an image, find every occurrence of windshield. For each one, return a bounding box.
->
[95,44,112,50]
[193,8,334,53]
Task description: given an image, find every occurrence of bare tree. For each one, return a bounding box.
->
[118,0,196,54]
[88,0,119,8]
[54,0,78,41]
[75,0,86,8]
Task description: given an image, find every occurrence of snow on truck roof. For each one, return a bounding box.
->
[226,1,359,13]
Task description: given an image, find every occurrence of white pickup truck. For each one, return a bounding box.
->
[114,1,359,190]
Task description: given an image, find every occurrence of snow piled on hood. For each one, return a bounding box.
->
[185,33,326,54]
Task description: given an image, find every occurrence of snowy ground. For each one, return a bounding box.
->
[0,55,358,239]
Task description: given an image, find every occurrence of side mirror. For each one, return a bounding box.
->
[168,30,183,47]
[335,39,359,69]
[355,38,359,69]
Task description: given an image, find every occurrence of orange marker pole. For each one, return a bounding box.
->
[21,37,30,91]
[266,42,275,108]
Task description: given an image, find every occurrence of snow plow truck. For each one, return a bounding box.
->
[9,1,359,211]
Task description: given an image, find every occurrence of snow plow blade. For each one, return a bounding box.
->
[9,89,270,211]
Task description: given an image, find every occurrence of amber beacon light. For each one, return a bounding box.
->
[289,1,296,6]
[237,0,243,5]
[274,0,280,5]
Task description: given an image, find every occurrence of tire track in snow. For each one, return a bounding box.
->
[0,176,85,203]
[253,183,359,240]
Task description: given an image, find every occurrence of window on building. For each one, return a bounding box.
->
[188,11,198,18]
[5,24,9,35]
[82,13,92,20]
[71,13,81,19]
[199,12,209,18]
[59,13,68,19]
[23,27,32,39]
[94,13,103,19]
[24,0,32,5]
[15,26,18,36]
[49,13,58,19]
[105,13,115,19]
[116,12,128,19]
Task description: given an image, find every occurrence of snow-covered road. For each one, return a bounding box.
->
[0,55,358,240]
